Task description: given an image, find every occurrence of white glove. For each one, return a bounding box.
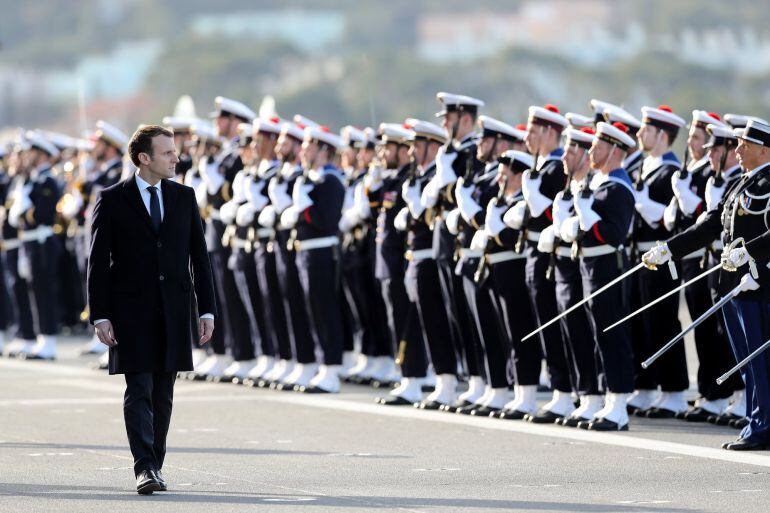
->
[338,208,359,233]
[402,180,424,218]
[421,177,440,209]
[672,172,702,215]
[446,208,461,235]
[363,165,384,192]
[17,249,31,280]
[485,201,508,237]
[574,194,601,231]
[642,243,672,267]
[663,197,678,232]
[551,191,574,234]
[199,157,225,195]
[470,229,489,251]
[280,205,300,229]
[230,171,248,203]
[559,216,580,244]
[537,225,556,253]
[727,247,750,268]
[737,273,760,295]
[434,146,458,188]
[394,207,409,232]
[267,179,292,213]
[521,170,551,218]
[219,200,239,225]
[292,180,314,211]
[705,176,726,212]
[258,205,276,228]
[195,181,208,209]
[354,182,371,220]
[236,203,257,226]
[8,187,31,228]
[634,184,666,228]
[503,200,528,230]
[455,177,482,224]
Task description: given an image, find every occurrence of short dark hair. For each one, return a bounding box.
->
[128,124,174,167]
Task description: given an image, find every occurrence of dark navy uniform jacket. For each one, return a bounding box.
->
[407,162,436,252]
[295,164,345,242]
[526,148,566,236]
[581,168,636,251]
[25,165,61,229]
[372,163,411,281]
[669,156,710,234]
[635,151,680,244]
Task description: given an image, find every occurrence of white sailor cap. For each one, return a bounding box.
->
[640,105,686,130]
[435,92,484,118]
[190,122,225,146]
[595,121,636,152]
[293,114,320,129]
[736,119,770,148]
[477,115,520,142]
[565,113,594,129]
[564,127,596,150]
[237,123,254,145]
[43,131,79,151]
[589,99,621,124]
[341,125,366,148]
[404,118,446,144]
[280,122,306,141]
[76,138,95,152]
[723,113,770,130]
[95,120,128,151]
[498,150,534,173]
[162,116,198,132]
[304,125,343,150]
[528,104,568,130]
[691,110,725,130]
[254,116,283,135]
[703,123,737,149]
[378,123,412,145]
[25,130,60,158]
[602,105,642,130]
[354,127,377,150]
[211,96,256,122]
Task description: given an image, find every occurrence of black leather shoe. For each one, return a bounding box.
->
[470,405,500,417]
[136,470,161,495]
[559,415,587,428]
[455,403,481,415]
[416,400,445,410]
[586,418,629,431]
[297,385,334,394]
[20,353,56,361]
[683,407,713,422]
[377,395,414,406]
[441,400,471,413]
[644,407,678,419]
[498,409,529,420]
[711,413,740,426]
[724,439,768,451]
[153,470,167,491]
[730,417,749,429]
[526,409,563,424]
[576,419,592,430]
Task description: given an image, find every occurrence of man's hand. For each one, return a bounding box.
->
[199,317,215,345]
[94,320,117,347]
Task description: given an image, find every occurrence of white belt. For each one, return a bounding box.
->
[581,245,620,258]
[256,228,272,239]
[295,236,339,251]
[682,248,706,260]
[526,230,541,242]
[1,239,21,251]
[208,209,221,221]
[405,249,433,261]
[230,238,252,251]
[459,248,483,259]
[20,226,54,243]
[555,247,572,258]
[636,241,657,252]
[487,251,526,264]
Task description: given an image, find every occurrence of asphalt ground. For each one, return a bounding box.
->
[0,335,768,513]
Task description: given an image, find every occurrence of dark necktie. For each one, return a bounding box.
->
[148,186,161,233]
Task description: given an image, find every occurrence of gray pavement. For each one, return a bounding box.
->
[1,336,769,513]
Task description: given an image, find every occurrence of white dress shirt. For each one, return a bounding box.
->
[94,173,213,325]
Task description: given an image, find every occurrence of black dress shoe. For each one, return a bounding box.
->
[526,409,563,424]
[723,439,768,451]
[136,470,161,495]
[21,353,56,361]
[730,417,749,429]
[576,419,592,430]
[441,400,471,413]
[559,415,587,428]
[498,409,529,420]
[416,400,445,410]
[377,395,414,406]
[644,407,678,419]
[470,405,500,417]
[586,418,629,431]
[455,403,481,415]
[683,407,713,422]
[153,470,167,491]
[711,413,740,426]
[297,385,334,394]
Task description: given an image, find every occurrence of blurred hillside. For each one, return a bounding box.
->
[1,0,770,137]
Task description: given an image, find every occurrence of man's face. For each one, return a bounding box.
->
[525,121,544,154]
[215,114,237,139]
[275,134,296,162]
[563,143,586,173]
[93,139,108,161]
[300,139,318,168]
[239,143,255,165]
[441,112,458,136]
[144,135,178,179]
[410,140,425,166]
[589,138,611,170]
[383,142,399,168]
[707,146,723,171]
[734,138,763,170]
[637,123,658,152]
[356,148,374,169]
[688,126,707,160]
[340,147,357,169]
[477,135,496,161]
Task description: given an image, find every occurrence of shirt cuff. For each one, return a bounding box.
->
[94,319,109,325]
[200,313,214,320]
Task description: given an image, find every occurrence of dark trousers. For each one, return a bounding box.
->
[231,253,262,361]
[436,258,478,376]
[274,238,314,363]
[634,261,688,391]
[221,249,253,360]
[6,249,35,340]
[297,247,344,365]
[728,298,770,443]
[408,258,452,376]
[29,238,61,335]
[255,244,290,360]
[124,372,176,476]
[525,246,572,392]
[380,269,418,359]
[57,235,85,328]
[581,253,635,394]
[683,257,740,400]
[490,258,541,386]
[207,250,228,355]
[555,255,599,395]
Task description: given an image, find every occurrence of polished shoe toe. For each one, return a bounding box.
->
[587,418,628,431]
[723,439,768,451]
[526,410,563,424]
[644,407,678,419]
[377,395,413,406]
[153,470,167,491]
[136,470,161,495]
[470,405,500,417]
[498,409,529,421]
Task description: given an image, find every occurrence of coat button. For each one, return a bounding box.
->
[157,241,162,248]
[159,275,165,281]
